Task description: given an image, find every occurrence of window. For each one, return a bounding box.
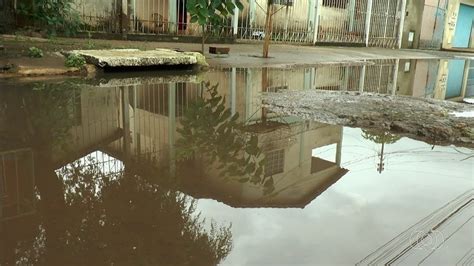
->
[323,0,349,9]
[264,149,285,177]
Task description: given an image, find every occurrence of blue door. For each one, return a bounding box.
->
[446,60,466,99]
[453,4,474,48]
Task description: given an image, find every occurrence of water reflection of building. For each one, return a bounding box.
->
[397,59,473,101]
[0,148,36,222]
[183,121,347,208]
[4,58,471,218]
[220,59,473,101]
[95,73,349,208]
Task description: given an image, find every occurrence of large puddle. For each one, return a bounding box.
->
[0,58,473,265]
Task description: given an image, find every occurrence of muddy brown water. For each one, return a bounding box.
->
[0,59,472,265]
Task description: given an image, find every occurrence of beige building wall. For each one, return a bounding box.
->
[402,0,425,48]
[396,60,417,96]
[412,60,433,98]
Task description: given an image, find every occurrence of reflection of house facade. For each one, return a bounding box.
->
[83,72,350,208]
[397,59,473,101]
[0,149,35,222]
[183,121,347,208]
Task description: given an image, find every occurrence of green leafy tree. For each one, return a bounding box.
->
[186,0,244,54]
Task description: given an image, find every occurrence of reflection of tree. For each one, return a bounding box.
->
[26,81,82,150]
[176,82,269,189]
[362,130,402,174]
[1,83,233,265]
[11,157,233,265]
[362,130,402,145]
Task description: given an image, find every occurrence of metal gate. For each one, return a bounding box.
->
[419,0,447,49]
[0,148,36,222]
[74,0,406,48]
[316,0,369,45]
[75,0,122,33]
[237,0,312,43]
[368,0,403,48]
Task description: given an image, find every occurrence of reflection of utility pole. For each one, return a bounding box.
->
[377,142,385,173]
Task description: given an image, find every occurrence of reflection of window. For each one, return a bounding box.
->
[264,149,285,177]
[264,85,288,93]
[136,83,191,117]
[323,0,348,8]
[271,0,294,6]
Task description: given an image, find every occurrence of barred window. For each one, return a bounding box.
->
[323,0,349,9]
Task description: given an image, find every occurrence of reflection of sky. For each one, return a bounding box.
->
[195,128,474,265]
[56,150,124,177]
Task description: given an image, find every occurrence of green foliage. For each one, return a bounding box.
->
[176,82,267,187]
[85,31,96,49]
[187,0,243,27]
[28,47,43,58]
[65,54,86,68]
[17,0,82,36]
[27,81,82,151]
[362,129,402,144]
[186,0,243,52]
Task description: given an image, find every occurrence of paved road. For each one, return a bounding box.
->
[2,34,474,69]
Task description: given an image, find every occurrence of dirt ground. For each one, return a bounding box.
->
[263,90,474,148]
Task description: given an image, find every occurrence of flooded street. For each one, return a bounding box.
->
[0,58,473,265]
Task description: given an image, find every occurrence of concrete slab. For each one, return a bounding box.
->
[67,49,201,68]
